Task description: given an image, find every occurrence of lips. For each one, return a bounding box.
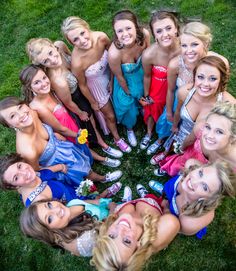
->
[118,218,131,228]
[187,178,194,191]
[21,113,29,123]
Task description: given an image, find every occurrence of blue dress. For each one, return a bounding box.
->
[164,175,207,239]
[24,169,79,207]
[39,124,93,186]
[113,57,144,129]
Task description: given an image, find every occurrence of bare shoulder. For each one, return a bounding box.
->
[108,43,121,61]
[223,91,236,103]
[142,43,157,62]
[168,55,179,70]
[178,83,193,99]
[52,76,68,90]
[96,31,110,43]
[143,28,150,39]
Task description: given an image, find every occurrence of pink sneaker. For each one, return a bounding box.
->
[115,138,131,153]
[150,152,166,165]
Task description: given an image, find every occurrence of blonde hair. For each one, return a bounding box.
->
[182,160,236,217]
[26,38,54,64]
[206,101,236,136]
[91,213,159,271]
[181,22,212,49]
[61,16,90,43]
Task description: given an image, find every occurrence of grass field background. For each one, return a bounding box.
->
[0,0,235,270]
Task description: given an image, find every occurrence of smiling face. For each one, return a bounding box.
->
[181,165,221,201]
[181,34,206,64]
[114,19,136,47]
[3,162,36,188]
[36,45,62,68]
[67,27,92,49]
[152,18,177,47]
[202,113,232,152]
[37,201,71,229]
[31,70,51,95]
[195,63,221,97]
[0,103,33,129]
[107,213,143,263]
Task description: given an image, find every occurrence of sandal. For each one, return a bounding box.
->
[149,180,164,194]
[150,152,166,165]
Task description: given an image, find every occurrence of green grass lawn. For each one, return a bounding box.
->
[0,0,236,270]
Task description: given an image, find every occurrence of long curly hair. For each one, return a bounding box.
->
[112,10,145,49]
[90,212,159,271]
[181,160,236,217]
[20,199,99,247]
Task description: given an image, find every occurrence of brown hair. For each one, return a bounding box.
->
[0,153,24,190]
[0,96,25,127]
[193,55,229,94]
[19,64,44,103]
[20,199,98,247]
[149,10,179,38]
[112,10,145,49]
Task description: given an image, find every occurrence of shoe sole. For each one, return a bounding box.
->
[102,149,123,158]
[101,161,121,168]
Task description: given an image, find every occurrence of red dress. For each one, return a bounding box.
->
[144,65,168,123]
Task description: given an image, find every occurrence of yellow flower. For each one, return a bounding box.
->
[78,135,87,144]
[80,129,88,137]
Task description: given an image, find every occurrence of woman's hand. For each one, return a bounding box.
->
[139,97,148,106]
[167,112,174,122]
[79,111,89,122]
[60,164,68,173]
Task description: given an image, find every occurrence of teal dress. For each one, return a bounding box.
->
[67,198,112,221]
[113,57,144,129]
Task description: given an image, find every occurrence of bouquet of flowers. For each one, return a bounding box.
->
[75,179,99,200]
[77,129,88,144]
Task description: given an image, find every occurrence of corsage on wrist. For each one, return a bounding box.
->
[77,129,88,144]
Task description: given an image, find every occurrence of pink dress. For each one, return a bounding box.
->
[53,104,79,143]
[85,50,111,135]
[144,65,167,123]
[159,131,208,176]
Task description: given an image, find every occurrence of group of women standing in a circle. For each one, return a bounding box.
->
[0,9,235,271]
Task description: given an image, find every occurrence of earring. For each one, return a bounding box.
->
[32,91,37,96]
[13,127,20,132]
[198,198,204,202]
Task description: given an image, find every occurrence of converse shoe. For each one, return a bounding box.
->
[147,140,162,155]
[104,170,123,183]
[127,130,137,147]
[154,168,167,177]
[150,152,166,165]
[102,146,123,158]
[122,186,132,202]
[140,134,151,150]
[136,184,148,198]
[149,180,164,194]
[101,157,121,168]
[106,182,122,198]
[115,138,131,153]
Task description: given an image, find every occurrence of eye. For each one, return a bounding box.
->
[34,80,40,85]
[43,75,47,80]
[166,26,172,31]
[117,29,123,33]
[80,31,85,36]
[209,76,217,82]
[10,113,15,119]
[197,75,204,80]
[108,233,115,239]
[13,175,18,182]
[198,169,203,178]
[216,129,224,135]
[73,37,78,42]
[48,215,52,224]
[181,44,187,48]
[156,29,162,34]
[126,26,131,30]
[123,237,131,245]
[43,59,48,64]
[47,202,52,209]
[204,124,210,130]
[17,163,22,169]
[202,183,208,192]
[49,50,53,56]
[192,42,199,47]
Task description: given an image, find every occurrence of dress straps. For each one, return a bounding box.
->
[25,181,48,207]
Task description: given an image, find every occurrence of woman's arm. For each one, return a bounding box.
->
[166,57,179,122]
[51,79,89,121]
[179,211,215,235]
[143,28,151,47]
[142,48,153,98]
[108,46,130,94]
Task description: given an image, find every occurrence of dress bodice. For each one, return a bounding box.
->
[176,56,193,88]
[66,71,78,94]
[152,65,167,80]
[76,229,97,257]
[121,56,142,74]
[85,50,109,79]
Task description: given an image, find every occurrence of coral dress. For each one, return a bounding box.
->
[144,65,167,123]
[85,50,111,135]
[113,56,144,129]
[160,131,208,176]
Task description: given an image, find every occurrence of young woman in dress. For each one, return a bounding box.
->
[158,102,236,176]
[61,16,131,153]
[148,21,229,155]
[20,65,121,168]
[26,38,122,158]
[108,10,151,147]
[150,56,235,167]
[140,11,180,150]
[0,153,122,207]
[0,97,122,186]
[149,160,236,236]
[91,194,179,270]
[20,198,113,256]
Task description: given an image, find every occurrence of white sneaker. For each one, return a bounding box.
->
[101,157,121,168]
[140,134,151,150]
[147,140,162,155]
[127,130,137,147]
[136,184,148,198]
[104,170,123,183]
[122,186,132,202]
[102,146,123,158]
